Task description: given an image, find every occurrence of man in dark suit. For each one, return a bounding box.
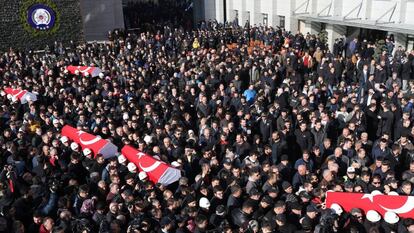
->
[358,64,369,94]
[401,56,412,91]
[259,112,273,143]
[294,122,314,153]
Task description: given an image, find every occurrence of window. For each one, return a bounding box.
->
[263,13,268,26]
[279,15,285,28]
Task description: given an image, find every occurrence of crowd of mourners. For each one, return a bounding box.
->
[2,14,414,233]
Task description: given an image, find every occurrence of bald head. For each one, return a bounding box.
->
[298,165,307,175]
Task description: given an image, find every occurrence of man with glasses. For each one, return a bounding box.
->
[369,175,383,193]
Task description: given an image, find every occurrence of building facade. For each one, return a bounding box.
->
[81,0,124,41]
[194,0,414,51]
[0,0,125,50]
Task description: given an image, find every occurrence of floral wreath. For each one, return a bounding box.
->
[19,0,61,36]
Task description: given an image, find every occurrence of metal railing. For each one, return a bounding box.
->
[317,0,333,17]
[375,2,397,25]
[293,0,310,15]
[343,0,363,21]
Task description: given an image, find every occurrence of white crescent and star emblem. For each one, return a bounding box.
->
[81,67,92,75]
[361,191,382,202]
[379,196,414,214]
[12,90,26,99]
[136,152,164,172]
[139,161,162,173]
[77,131,102,145]
[76,66,93,76]
[362,192,414,214]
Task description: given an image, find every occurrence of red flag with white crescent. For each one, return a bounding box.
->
[4,87,37,104]
[121,145,181,185]
[326,191,414,218]
[61,125,117,159]
[66,65,102,77]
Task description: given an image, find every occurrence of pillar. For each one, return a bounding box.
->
[251,0,261,26]
[226,0,234,23]
[239,0,248,26]
[364,0,373,20]
[286,0,298,32]
[214,0,224,23]
[311,0,319,15]
[399,0,407,24]
[269,0,279,27]
[193,0,205,24]
[333,0,343,17]
[215,0,224,23]
[203,0,217,21]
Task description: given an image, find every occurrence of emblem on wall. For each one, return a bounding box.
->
[20,0,60,36]
[27,4,56,30]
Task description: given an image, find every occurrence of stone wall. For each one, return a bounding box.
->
[0,0,84,51]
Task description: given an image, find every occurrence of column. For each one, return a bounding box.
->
[240,0,248,26]
[193,0,204,24]
[287,0,298,32]
[226,0,234,23]
[333,0,343,17]
[399,0,407,24]
[252,0,261,26]
[311,0,319,15]
[215,0,224,23]
[364,0,373,20]
[269,0,279,27]
[203,0,217,21]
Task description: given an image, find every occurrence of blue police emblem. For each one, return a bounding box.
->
[27,4,56,30]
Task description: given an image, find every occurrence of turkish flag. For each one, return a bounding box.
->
[121,145,181,185]
[4,87,37,104]
[66,66,102,77]
[61,125,117,159]
[326,191,414,218]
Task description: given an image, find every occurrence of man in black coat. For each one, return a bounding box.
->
[209,205,228,228]
[358,65,369,94]
[271,131,288,165]
[376,102,394,138]
[276,214,297,233]
[259,112,273,143]
[365,102,379,141]
[262,200,286,230]
[401,56,412,91]
[294,122,313,153]
[231,199,254,228]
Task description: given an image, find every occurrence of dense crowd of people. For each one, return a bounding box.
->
[1,17,414,233]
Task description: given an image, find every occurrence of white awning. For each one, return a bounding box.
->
[295,14,414,35]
